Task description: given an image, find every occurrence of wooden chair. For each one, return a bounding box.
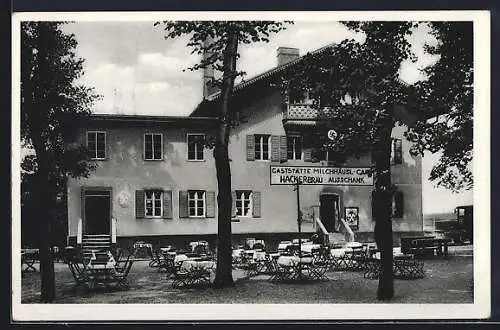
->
[149,249,163,268]
[159,253,181,275]
[115,253,134,273]
[308,254,330,280]
[268,259,294,282]
[67,260,89,289]
[112,256,135,289]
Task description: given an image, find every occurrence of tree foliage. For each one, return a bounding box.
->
[21,21,99,301]
[282,22,416,300]
[21,22,99,188]
[405,22,473,192]
[281,22,416,166]
[155,21,290,287]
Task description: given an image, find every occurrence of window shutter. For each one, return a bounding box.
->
[303,148,312,162]
[252,191,261,218]
[246,135,255,161]
[279,135,287,162]
[394,191,404,218]
[163,190,172,219]
[392,138,403,164]
[206,191,216,218]
[135,190,145,219]
[270,135,280,162]
[231,191,237,217]
[179,191,188,218]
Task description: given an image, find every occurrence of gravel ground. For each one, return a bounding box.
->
[20,256,473,304]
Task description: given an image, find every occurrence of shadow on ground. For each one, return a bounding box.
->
[19,255,473,304]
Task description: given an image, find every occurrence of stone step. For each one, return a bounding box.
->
[82,237,111,241]
[328,232,347,246]
[82,240,111,244]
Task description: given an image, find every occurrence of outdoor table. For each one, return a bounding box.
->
[171,258,215,287]
[278,241,292,252]
[276,255,320,281]
[268,252,281,260]
[232,249,244,258]
[174,254,189,264]
[180,259,215,271]
[133,242,153,259]
[253,251,267,261]
[159,246,175,253]
[301,243,321,254]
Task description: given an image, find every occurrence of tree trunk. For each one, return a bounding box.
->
[213,30,238,288]
[29,22,56,302]
[38,190,56,302]
[373,115,394,301]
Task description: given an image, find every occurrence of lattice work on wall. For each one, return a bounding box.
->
[285,104,337,120]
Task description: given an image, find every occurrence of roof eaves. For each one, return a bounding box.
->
[88,113,218,123]
[204,43,337,102]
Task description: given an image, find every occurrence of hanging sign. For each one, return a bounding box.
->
[270,165,373,186]
[327,129,338,141]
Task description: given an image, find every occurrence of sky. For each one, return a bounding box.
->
[61,21,473,214]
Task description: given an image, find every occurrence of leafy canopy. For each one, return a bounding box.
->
[281,22,416,165]
[21,22,99,195]
[154,21,291,85]
[405,22,473,192]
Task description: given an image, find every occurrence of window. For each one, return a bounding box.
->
[235,190,253,217]
[187,134,205,161]
[287,136,302,160]
[254,134,271,160]
[145,190,163,218]
[188,190,205,217]
[144,133,163,160]
[391,138,403,164]
[87,131,106,159]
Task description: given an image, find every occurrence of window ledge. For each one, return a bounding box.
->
[187,159,206,162]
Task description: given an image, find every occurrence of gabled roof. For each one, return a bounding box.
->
[189,43,337,117]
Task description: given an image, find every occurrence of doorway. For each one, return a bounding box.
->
[320,194,340,233]
[83,189,111,235]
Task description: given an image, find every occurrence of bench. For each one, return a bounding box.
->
[401,236,449,258]
[409,238,439,256]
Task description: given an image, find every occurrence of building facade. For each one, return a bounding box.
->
[66,46,423,249]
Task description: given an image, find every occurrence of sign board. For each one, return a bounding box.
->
[270,165,373,186]
[327,129,338,141]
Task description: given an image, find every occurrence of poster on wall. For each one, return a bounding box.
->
[344,207,359,230]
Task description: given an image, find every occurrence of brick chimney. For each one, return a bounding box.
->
[203,37,219,99]
[277,47,299,66]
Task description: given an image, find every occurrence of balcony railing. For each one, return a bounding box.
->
[283,103,337,125]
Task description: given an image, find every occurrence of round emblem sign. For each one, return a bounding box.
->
[327,129,338,141]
